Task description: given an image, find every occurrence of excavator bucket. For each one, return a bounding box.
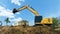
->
[13,8,19,14]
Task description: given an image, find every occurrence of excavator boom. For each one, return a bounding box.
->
[13,5,40,16]
[26,6,40,16]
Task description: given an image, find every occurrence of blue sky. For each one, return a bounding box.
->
[0,0,60,26]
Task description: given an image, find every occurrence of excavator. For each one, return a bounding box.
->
[12,5,52,26]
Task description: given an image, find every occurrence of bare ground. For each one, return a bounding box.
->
[0,25,60,34]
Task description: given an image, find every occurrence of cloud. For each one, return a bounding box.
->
[15,12,20,14]
[0,6,15,18]
[10,17,22,22]
[10,17,22,26]
[0,5,22,26]
[11,0,24,6]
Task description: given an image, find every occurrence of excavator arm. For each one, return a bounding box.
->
[18,6,27,11]
[13,6,27,13]
[13,5,40,16]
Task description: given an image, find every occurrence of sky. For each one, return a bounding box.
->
[0,0,60,26]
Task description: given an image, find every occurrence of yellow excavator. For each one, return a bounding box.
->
[12,5,52,26]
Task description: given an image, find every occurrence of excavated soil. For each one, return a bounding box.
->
[0,25,60,34]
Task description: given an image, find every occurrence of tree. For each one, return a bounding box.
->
[5,18,10,26]
[0,21,2,26]
[52,17,59,27]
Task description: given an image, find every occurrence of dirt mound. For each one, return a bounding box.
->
[0,26,60,34]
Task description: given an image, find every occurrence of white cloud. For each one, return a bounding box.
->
[15,12,20,14]
[0,5,22,25]
[0,6,14,18]
[11,17,22,26]
[10,17,22,21]
[11,0,24,6]
[10,17,22,26]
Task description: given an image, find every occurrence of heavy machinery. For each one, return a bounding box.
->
[12,5,52,26]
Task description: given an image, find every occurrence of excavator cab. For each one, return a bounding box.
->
[35,16,43,26]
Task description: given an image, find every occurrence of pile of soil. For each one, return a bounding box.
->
[0,26,60,34]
